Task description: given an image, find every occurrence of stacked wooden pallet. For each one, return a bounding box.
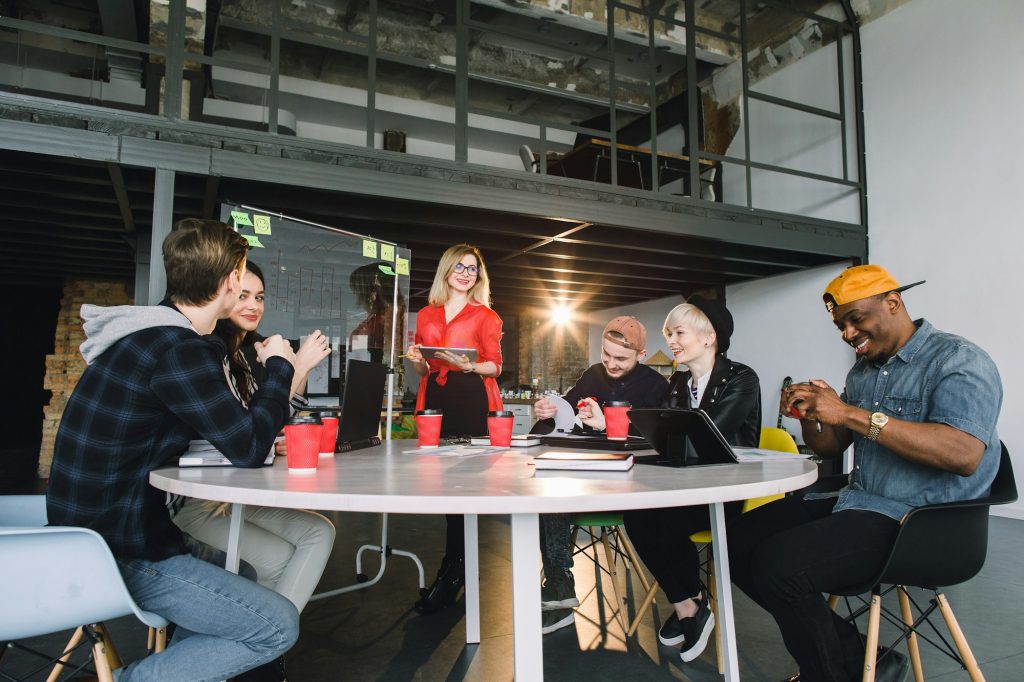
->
[39,280,132,478]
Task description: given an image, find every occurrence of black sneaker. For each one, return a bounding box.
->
[541,607,575,634]
[658,612,686,646]
[541,569,579,610]
[677,593,715,663]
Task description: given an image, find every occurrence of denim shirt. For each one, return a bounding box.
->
[830,319,1002,521]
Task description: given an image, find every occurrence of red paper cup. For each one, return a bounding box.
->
[319,416,339,456]
[487,410,515,447]
[415,410,443,447]
[284,416,321,473]
[604,401,631,440]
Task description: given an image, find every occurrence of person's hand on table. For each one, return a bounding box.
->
[577,397,606,431]
[436,350,475,373]
[533,396,556,419]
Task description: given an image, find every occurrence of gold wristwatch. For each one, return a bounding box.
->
[866,411,889,441]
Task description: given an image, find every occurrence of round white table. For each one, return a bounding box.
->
[151,440,817,681]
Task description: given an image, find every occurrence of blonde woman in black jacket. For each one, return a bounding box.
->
[622,297,761,664]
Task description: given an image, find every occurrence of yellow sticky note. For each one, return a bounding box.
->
[395,257,409,276]
[242,234,264,248]
[231,211,252,227]
[253,215,272,235]
[362,240,377,258]
[380,244,395,262]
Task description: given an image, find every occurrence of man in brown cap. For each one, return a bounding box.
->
[531,315,669,634]
[727,264,1002,682]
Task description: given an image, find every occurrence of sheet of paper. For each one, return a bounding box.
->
[403,446,508,457]
[732,447,811,462]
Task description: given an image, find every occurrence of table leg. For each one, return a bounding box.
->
[225,502,246,574]
[510,513,543,681]
[709,502,739,681]
[464,513,480,644]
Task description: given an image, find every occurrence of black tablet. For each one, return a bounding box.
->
[627,408,738,466]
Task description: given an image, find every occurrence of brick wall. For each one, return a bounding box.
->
[39,280,132,478]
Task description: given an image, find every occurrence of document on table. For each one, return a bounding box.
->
[403,445,509,457]
[732,447,811,462]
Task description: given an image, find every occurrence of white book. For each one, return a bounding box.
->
[532,451,634,471]
[732,447,811,463]
[178,439,277,467]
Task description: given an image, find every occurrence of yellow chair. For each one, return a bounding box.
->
[689,427,799,671]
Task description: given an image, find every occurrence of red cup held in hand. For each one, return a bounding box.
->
[415,410,443,447]
[603,400,631,440]
[487,410,515,447]
[319,416,339,456]
[284,415,322,473]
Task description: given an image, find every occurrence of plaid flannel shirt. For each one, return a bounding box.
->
[47,325,293,560]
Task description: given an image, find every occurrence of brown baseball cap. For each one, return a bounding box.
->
[823,264,925,313]
[603,316,646,352]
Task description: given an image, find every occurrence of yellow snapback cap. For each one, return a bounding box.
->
[823,264,925,312]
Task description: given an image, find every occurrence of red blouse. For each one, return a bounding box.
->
[414,303,504,412]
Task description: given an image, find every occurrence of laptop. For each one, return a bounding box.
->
[626,408,739,467]
[335,359,387,452]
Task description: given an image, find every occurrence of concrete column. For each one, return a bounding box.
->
[148,169,176,304]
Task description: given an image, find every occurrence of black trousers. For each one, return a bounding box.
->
[623,502,741,603]
[423,371,488,560]
[727,494,899,682]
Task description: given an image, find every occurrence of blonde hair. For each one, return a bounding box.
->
[663,303,715,344]
[428,244,492,307]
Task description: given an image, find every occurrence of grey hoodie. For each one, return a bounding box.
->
[80,304,194,365]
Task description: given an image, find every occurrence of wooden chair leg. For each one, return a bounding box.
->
[862,592,882,682]
[897,587,925,682]
[153,625,168,653]
[828,594,841,611]
[93,623,123,671]
[599,528,628,632]
[936,592,984,682]
[618,528,653,594]
[90,626,116,682]
[626,580,660,637]
[46,626,85,682]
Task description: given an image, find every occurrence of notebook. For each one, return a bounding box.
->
[533,451,634,471]
[178,439,278,467]
[626,408,739,467]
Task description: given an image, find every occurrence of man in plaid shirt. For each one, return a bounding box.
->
[47,219,300,681]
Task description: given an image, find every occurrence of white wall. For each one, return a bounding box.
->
[725,264,856,443]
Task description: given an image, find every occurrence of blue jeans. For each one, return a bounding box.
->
[116,552,299,682]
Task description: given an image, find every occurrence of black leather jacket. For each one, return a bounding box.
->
[664,356,761,448]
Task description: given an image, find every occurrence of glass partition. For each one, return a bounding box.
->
[219,203,411,406]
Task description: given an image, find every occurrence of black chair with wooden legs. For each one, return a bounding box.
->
[829,442,1016,682]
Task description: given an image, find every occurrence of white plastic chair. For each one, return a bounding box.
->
[518,144,539,172]
[0,495,168,682]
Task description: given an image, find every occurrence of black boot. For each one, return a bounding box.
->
[414,556,465,614]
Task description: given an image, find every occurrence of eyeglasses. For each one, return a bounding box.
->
[453,263,479,276]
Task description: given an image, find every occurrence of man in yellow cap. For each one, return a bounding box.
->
[727,264,1003,682]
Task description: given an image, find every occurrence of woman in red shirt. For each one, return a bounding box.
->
[406,244,503,613]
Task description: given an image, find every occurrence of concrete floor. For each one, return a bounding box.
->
[3,513,1023,681]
